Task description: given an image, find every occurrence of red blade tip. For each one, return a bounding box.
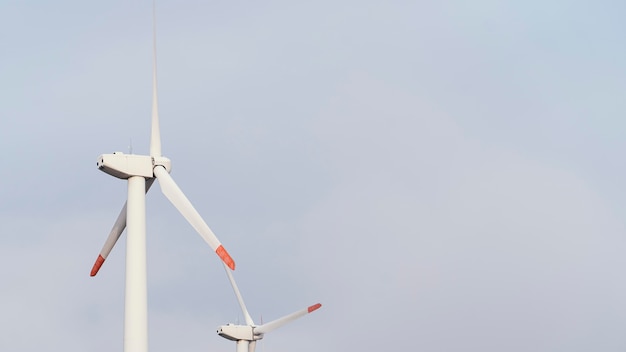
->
[216,245,235,270]
[90,255,105,277]
[308,303,322,313]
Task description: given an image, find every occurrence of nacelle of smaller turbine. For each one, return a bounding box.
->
[217,324,258,341]
[97,152,171,179]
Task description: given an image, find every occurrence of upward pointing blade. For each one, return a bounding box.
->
[153,165,235,269]
[149,3,161,158]
[223,263,254,326]
[91,179,155,276]
[254,303,322,335]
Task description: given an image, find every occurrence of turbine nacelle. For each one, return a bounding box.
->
[217,324,262,342]
[97,152,171,179]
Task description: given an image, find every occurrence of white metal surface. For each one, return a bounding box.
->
[124,176,148,352]
[248,340,256,352]
[236,340,249,352]
[91,179,155,276]
[97,153,154,179]
[153,165,235,270]
[223,263,254,325]
[149,2,161,158]
[218,324,255,341]
[253,303,320,335]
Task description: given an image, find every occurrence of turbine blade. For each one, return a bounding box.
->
[153,165,235,269]
[90,204,126,276]
[253,303,321,335]
[149,3,161,157]
[223,263,254,326]
[91,179,155,276]
[248,340,257,352]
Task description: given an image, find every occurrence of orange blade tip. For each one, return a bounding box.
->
[90,255,105,277]
[216,245,235,270]
[308,303,322,313]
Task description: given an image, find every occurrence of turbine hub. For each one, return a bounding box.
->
[152,156,171,172]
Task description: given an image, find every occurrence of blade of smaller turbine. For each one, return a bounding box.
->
[253,303,322,335]
[236,340,249,352]
[222,263,254,326]
[248,340,257,352]
[149,3,161,158]
[153,165,235,269]
[91,179,155,276]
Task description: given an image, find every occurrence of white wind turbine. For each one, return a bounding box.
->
[217,263,322,352]
[90,7,235,352]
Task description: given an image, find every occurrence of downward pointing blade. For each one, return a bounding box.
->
[253,303,322,335]
[153,165,235,269]
[90,204,125,276]
[91,179,155,276]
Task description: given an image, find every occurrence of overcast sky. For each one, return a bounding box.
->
[1,1,626,351]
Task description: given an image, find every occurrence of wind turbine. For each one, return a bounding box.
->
[217,263,321,352]
[90,6,235,352]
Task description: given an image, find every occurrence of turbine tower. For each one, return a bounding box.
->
[91,5,235,352]
[217,263,321,352]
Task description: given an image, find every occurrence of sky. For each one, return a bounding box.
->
[1,1,626,351]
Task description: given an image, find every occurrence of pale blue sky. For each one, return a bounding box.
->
[1,1,625,351]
